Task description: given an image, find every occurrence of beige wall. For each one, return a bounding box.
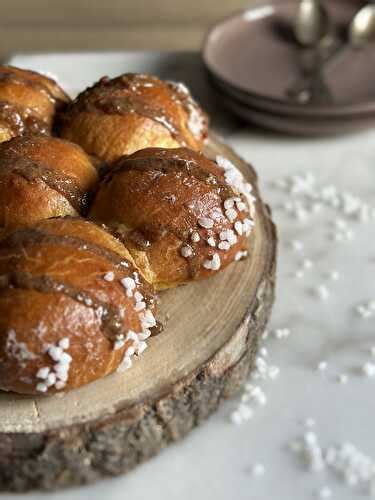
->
[1,0,257,57]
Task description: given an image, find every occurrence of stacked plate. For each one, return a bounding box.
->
[202,0,375,135]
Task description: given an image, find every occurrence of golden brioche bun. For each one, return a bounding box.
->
[58,73,208,162]
[0,65,70,143]
[0,135,99,232]
[90,147,256,289]
[0,217,156,395]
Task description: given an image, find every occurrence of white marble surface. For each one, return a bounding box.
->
[3,52,375,500]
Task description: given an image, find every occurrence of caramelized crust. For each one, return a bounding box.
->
[90,148,256,289]
[58,73,208,162]
[0,218,156,395]
[0,135,99,231]
[0,66,70,143]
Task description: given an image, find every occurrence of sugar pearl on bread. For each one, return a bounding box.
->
[90,147,255,289]
[0,217,156,395]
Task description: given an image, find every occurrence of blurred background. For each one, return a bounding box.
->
[1,0,257,57]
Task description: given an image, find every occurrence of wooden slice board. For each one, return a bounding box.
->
[0,134,277,492]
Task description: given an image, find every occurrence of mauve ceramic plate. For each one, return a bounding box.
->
[212,84,375,136]
[203,0,375,117]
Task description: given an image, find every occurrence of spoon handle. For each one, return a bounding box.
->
[286,41,343,104]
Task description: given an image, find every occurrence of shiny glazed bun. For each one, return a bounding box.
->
[0,65,70,143]
[0,135,99,232]
[90,147,256,289]
[0,217,156,395]
[58,73,208,162]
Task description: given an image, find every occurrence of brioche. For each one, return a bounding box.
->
[0,217,156,395]
[0,66,70,143]
[58,73,208,162]
[0,135,99,232]
[90,147,256,289]
[0,69,257,396]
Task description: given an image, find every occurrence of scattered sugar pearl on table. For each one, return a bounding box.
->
[304,418,316,429]
[317,361,328,372]
[259,347,268,357]
[356,300,375,319]
[230,404,253,425]
[303,258,313,269]
[313,285,330,301]
[337,374,349,384]
[273,328,291,339]
[268,366,280,380]
[362,362,375,378]
[229,160,375,495]
[289,427,375,495]
[316,486,332,499]
[250,463,265,477]
[290,239,304,253]
[250,386,267,406]
[329,270,340,281]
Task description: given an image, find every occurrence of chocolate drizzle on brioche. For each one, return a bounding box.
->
[0,66,69,107]
[0,271,125,342]
[0,101,49,136]
[0,66,70,138]
[60,74,207,145]
[1,227,129,272]
[103,148,239,278]
[0,223,154,305]
[108,150,234,202]
[0,156,90,213]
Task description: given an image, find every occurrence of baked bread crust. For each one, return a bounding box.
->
[90,147,256,289]
[0,135,99,231]
[0,69,259,396]
[58,73,208,162]
[0,66,70,143]
[0,217,156,395]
